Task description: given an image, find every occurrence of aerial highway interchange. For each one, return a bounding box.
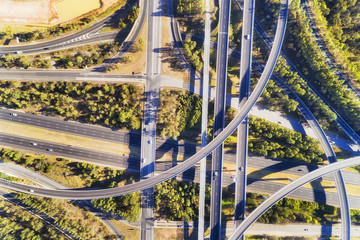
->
[0,0,359,239]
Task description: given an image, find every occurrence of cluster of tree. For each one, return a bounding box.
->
[260,78,300,113]
[0,81,143,130]
[158,89,202,139]
[311,0,360,83]
[253,0,281,37]
[286,0,360,134]
[0,148,55,173]
[55,42,120,69]
[274,56,337,130]
[0,199,66,239]
[247,193,338,224]
[0,54,50,69]
[118,5,140,28]
[176,0,204,16]
[91,185,141,222]
[155,179,210,221]
[351,209,360,224]
[183,39,203,71]
[16,194,116,240]
[248,116,325,163]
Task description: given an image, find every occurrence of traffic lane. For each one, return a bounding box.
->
[1,110,359,186]
[2,130,359,193]
[0,108,136,144]
[0,133,139,170]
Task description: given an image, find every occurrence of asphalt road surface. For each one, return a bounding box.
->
[234,0,255,228]
[210,0,232,238]
[140,0,163,238]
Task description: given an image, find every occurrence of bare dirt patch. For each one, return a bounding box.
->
[106,21,147,75]
[0,0,122,25]
[0,0,57,24]
[161,0,191,83]
[155,228,197,240]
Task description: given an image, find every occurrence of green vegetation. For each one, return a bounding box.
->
[176,0,204,16]
[248,116,325,163]
[16,194,117,240]
[0,81,142,130]
[274,56,337,130]
[0,54,51,69]
[54,42,120,69]
[92,183,141,222]
[0,42,121,70]
[247,193,338,224]
[0,199,67,240]
[155,179,210,221]
[311,0,360,84]
[0,18,93,44]
[183,39,203,70]
[285,0,360,134]
[158,89,202,139]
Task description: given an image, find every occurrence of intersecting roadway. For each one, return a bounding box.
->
[0,0,288,203]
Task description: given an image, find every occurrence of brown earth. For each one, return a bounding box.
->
[0,0,119,25]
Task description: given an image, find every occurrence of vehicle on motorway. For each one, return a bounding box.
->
[47,148,53,152]
[304,229,309,231]
[147,139,151,144]
[10,113,17,116]
[28,189,34,193]
[31,142,38,146]
[244,35,250,39]
[239,167,244,171]
[213,171,218,180]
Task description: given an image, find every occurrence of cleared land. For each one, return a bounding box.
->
[55,0,101,23]
[0,0,56,24]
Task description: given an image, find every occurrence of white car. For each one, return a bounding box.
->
[10,113,17,116]
[31,142,37,146]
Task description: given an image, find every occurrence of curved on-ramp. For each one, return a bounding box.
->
[227,157,360,240]
[0,0,289,199]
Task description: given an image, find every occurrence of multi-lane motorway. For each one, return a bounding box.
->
[140,0,162,238]
[210,0,232,237]
[0,0,357,239]
[235,0,255,230]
